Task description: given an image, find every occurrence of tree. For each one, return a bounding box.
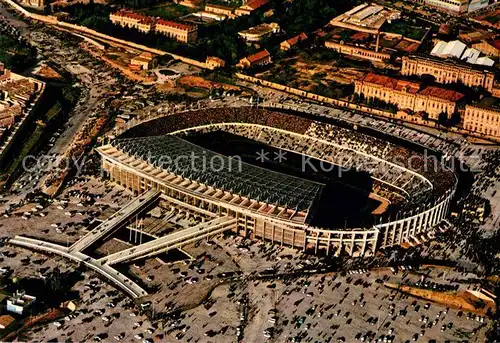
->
[448,112,461,126]
[352,93,359,103]
[359,93,365,104]
[438,111,448,126]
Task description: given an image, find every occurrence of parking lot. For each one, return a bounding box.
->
[122,234,490,343]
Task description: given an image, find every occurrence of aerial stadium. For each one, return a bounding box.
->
[96,107,457,257]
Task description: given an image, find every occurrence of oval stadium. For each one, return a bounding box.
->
[96,107,457,257]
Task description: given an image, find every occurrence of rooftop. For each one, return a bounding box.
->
[8,291,36,307]
[135,52,155,61]
[0,315,15,329]
[156,19,196,31]
[418,86,465,102]
[485,39,500,51]
[361,73,421,94]
[459,29,495,43]
[239,22,279,36]
[244,0,269,10]
[205,3,234,11]
[477,97,500,109]
[284,33,308,46]
[406,55,495,73]
[111,10,155,25]
[245,49,271,63]
[330,3,401,33]
[361,73,465,102]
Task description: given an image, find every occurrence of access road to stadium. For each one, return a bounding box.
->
[8,235,148,298]
[8,189,238,299]
[69,189,161,253]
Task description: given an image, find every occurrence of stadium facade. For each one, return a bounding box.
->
[97,108,457,257]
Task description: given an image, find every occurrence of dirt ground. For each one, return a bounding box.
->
[258,56,364,94]
[386,283,496,315]
[32,64,63,79]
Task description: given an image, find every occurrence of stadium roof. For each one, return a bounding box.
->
[112,135,323,211]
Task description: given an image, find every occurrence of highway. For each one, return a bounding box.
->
[99,216,237,266]
[8,235,148,298]
[70,190,161,253]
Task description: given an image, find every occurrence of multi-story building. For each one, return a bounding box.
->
[463,104,500,139]
[238,22,280,42]
[468,0,490,13]
[110,10,155,34]
[423,0,469,15]
[280,33,308,51]
[0,63,44,129]
[130,52,157,70]
[205,56,225,69]
[235,0,269,16]
[19,0,46,9]
[473,39,500,58]
[7,291,36,315]
[205,3,235,18]
[325,41,392,62]
[109,10,197,43]
[237,49,271,69]
[354,73,465,119]
[174,0,201,8]
[459,30,495,44]
[401,56,495,92]
[0,62,45,165]
[156,19,197,43]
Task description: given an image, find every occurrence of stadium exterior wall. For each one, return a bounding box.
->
[100,152,456,257]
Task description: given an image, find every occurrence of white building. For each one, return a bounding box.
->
[431,40,495,67]
[424,0,469,15]
[7,291,36,315]
[431,40,467,58]
[468,0,489,13]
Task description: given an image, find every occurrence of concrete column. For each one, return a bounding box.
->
[390,220,396,246]
[262,220,266,242]
[398,221,404,244]
[417,212,424,234]
[404,217,412,241]
[361,233,367,256]
[422,210,430,231]
[429,203,437,226]
[437,199,445,222]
